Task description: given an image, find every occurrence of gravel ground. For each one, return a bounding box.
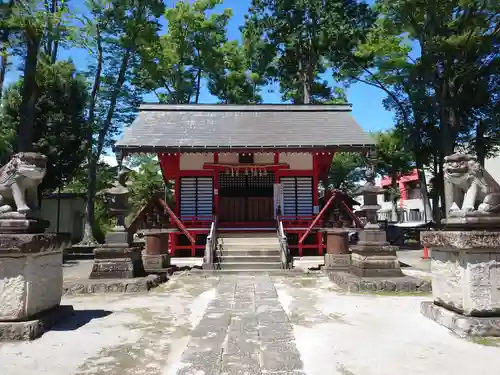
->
[1,273,498,375]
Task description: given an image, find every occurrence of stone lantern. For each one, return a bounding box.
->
[89,166,145,279]
[349,149,403,277]
[103,169,132,243]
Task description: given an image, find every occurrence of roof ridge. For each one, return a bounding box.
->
[139,103,353,112]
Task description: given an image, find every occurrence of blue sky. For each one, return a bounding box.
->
[4,0,396,135]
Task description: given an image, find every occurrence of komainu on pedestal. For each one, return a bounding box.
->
[0,153,73,341]
[421,152,500,337]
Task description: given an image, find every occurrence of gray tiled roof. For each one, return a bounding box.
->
[114,104,374,152]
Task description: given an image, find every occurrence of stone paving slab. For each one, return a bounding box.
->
[175,275,304,375]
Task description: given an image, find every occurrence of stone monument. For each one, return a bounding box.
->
[89,168,145,279]
[349,158,403,278]
[421,153,500,337]
[0,153,72,341]
[327,150,430,292]
[141,228,175,271]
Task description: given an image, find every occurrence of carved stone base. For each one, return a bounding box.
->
[323,253,350,270]
[327,271,431,293]
[89,246,145,279]
[421,230,500,316]
[0,217,49,234]
[0,233,70,322]
[142,252,170,271]
[0,305,74,341]
[349,244,403,277]
[421,301,500,337]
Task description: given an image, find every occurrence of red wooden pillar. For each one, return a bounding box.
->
[213,152,219,217]
[317,231,323,256]
[170,232,177,256]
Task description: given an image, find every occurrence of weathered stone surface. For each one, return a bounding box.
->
[142,252,170,270]
[0,305,73,341]
[421,301,500,337]
[349,251,403,277]
[63,274,167,295]
[0,251,65,321]
[176,275,304,375]
[89,246,145,279]
[0,232,70,254]
[327,270,431,293]
[323,253,350,271]
[429,246,500,316]
[422,230,500,249]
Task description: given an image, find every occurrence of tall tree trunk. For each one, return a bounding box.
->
[194,68,201,103]
[0,0,15,101]
[431,156,440,223]
[18,26,41,152]
[82,48,131,244]
[390,171,398,222]
[476,119,486,166]
[0,44,8,102]
[78,24,104,245]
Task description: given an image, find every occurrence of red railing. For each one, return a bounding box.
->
[341,201,364,228]
[158,198,196,246]
[298,192,337,248]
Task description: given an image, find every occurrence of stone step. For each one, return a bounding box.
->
[218,241,280,248]
[194,268,307,275]
[221,255,281,263]
[219,249,281,256]
[219,262,282,270]
[219,232,276,238]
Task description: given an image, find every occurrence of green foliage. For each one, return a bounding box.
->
[128,155,166,212]
[244,0,375,103]
[328,152,366,194]
[0,60,89,193]
[372,129,414,177]
[140,0,231,104]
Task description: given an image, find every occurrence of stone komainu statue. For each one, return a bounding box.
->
[444,153,500,215]
[0,152,47,216]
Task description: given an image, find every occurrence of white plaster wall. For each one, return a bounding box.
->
[179,153,214,170]
[279,153,313,170]
[0,252,62,320]
[218,153,238,164]
[254,152,274,163]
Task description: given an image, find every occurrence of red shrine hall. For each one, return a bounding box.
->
[114,104,374,257]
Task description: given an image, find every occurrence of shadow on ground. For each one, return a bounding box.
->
[52,309,113,331]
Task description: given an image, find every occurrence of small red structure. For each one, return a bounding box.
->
[114,104,374,258]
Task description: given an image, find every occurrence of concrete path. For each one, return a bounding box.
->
[172,275,303,375]
[2,273,500,375]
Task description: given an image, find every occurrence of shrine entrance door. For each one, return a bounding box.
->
[218,171,275,225]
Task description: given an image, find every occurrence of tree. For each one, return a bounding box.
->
[328,152,366,194]
[77,0,164,245]
[338,0,499,218]
[128,155,166,212]
[207,40,263,104]
[243,0,375,104]
[141,0,231,104]
[373,129,414,221]
[0,60,89,193]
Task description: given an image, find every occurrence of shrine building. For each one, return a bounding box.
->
[114,104,374,258]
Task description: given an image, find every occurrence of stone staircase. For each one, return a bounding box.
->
[216,232,283,272]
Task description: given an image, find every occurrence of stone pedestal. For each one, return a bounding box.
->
[141,229,173,271]
[0,231,73,341]
[349,227,403,277]
[421,226,500,336]
[322,228,350,270]
[89,245,144,279]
